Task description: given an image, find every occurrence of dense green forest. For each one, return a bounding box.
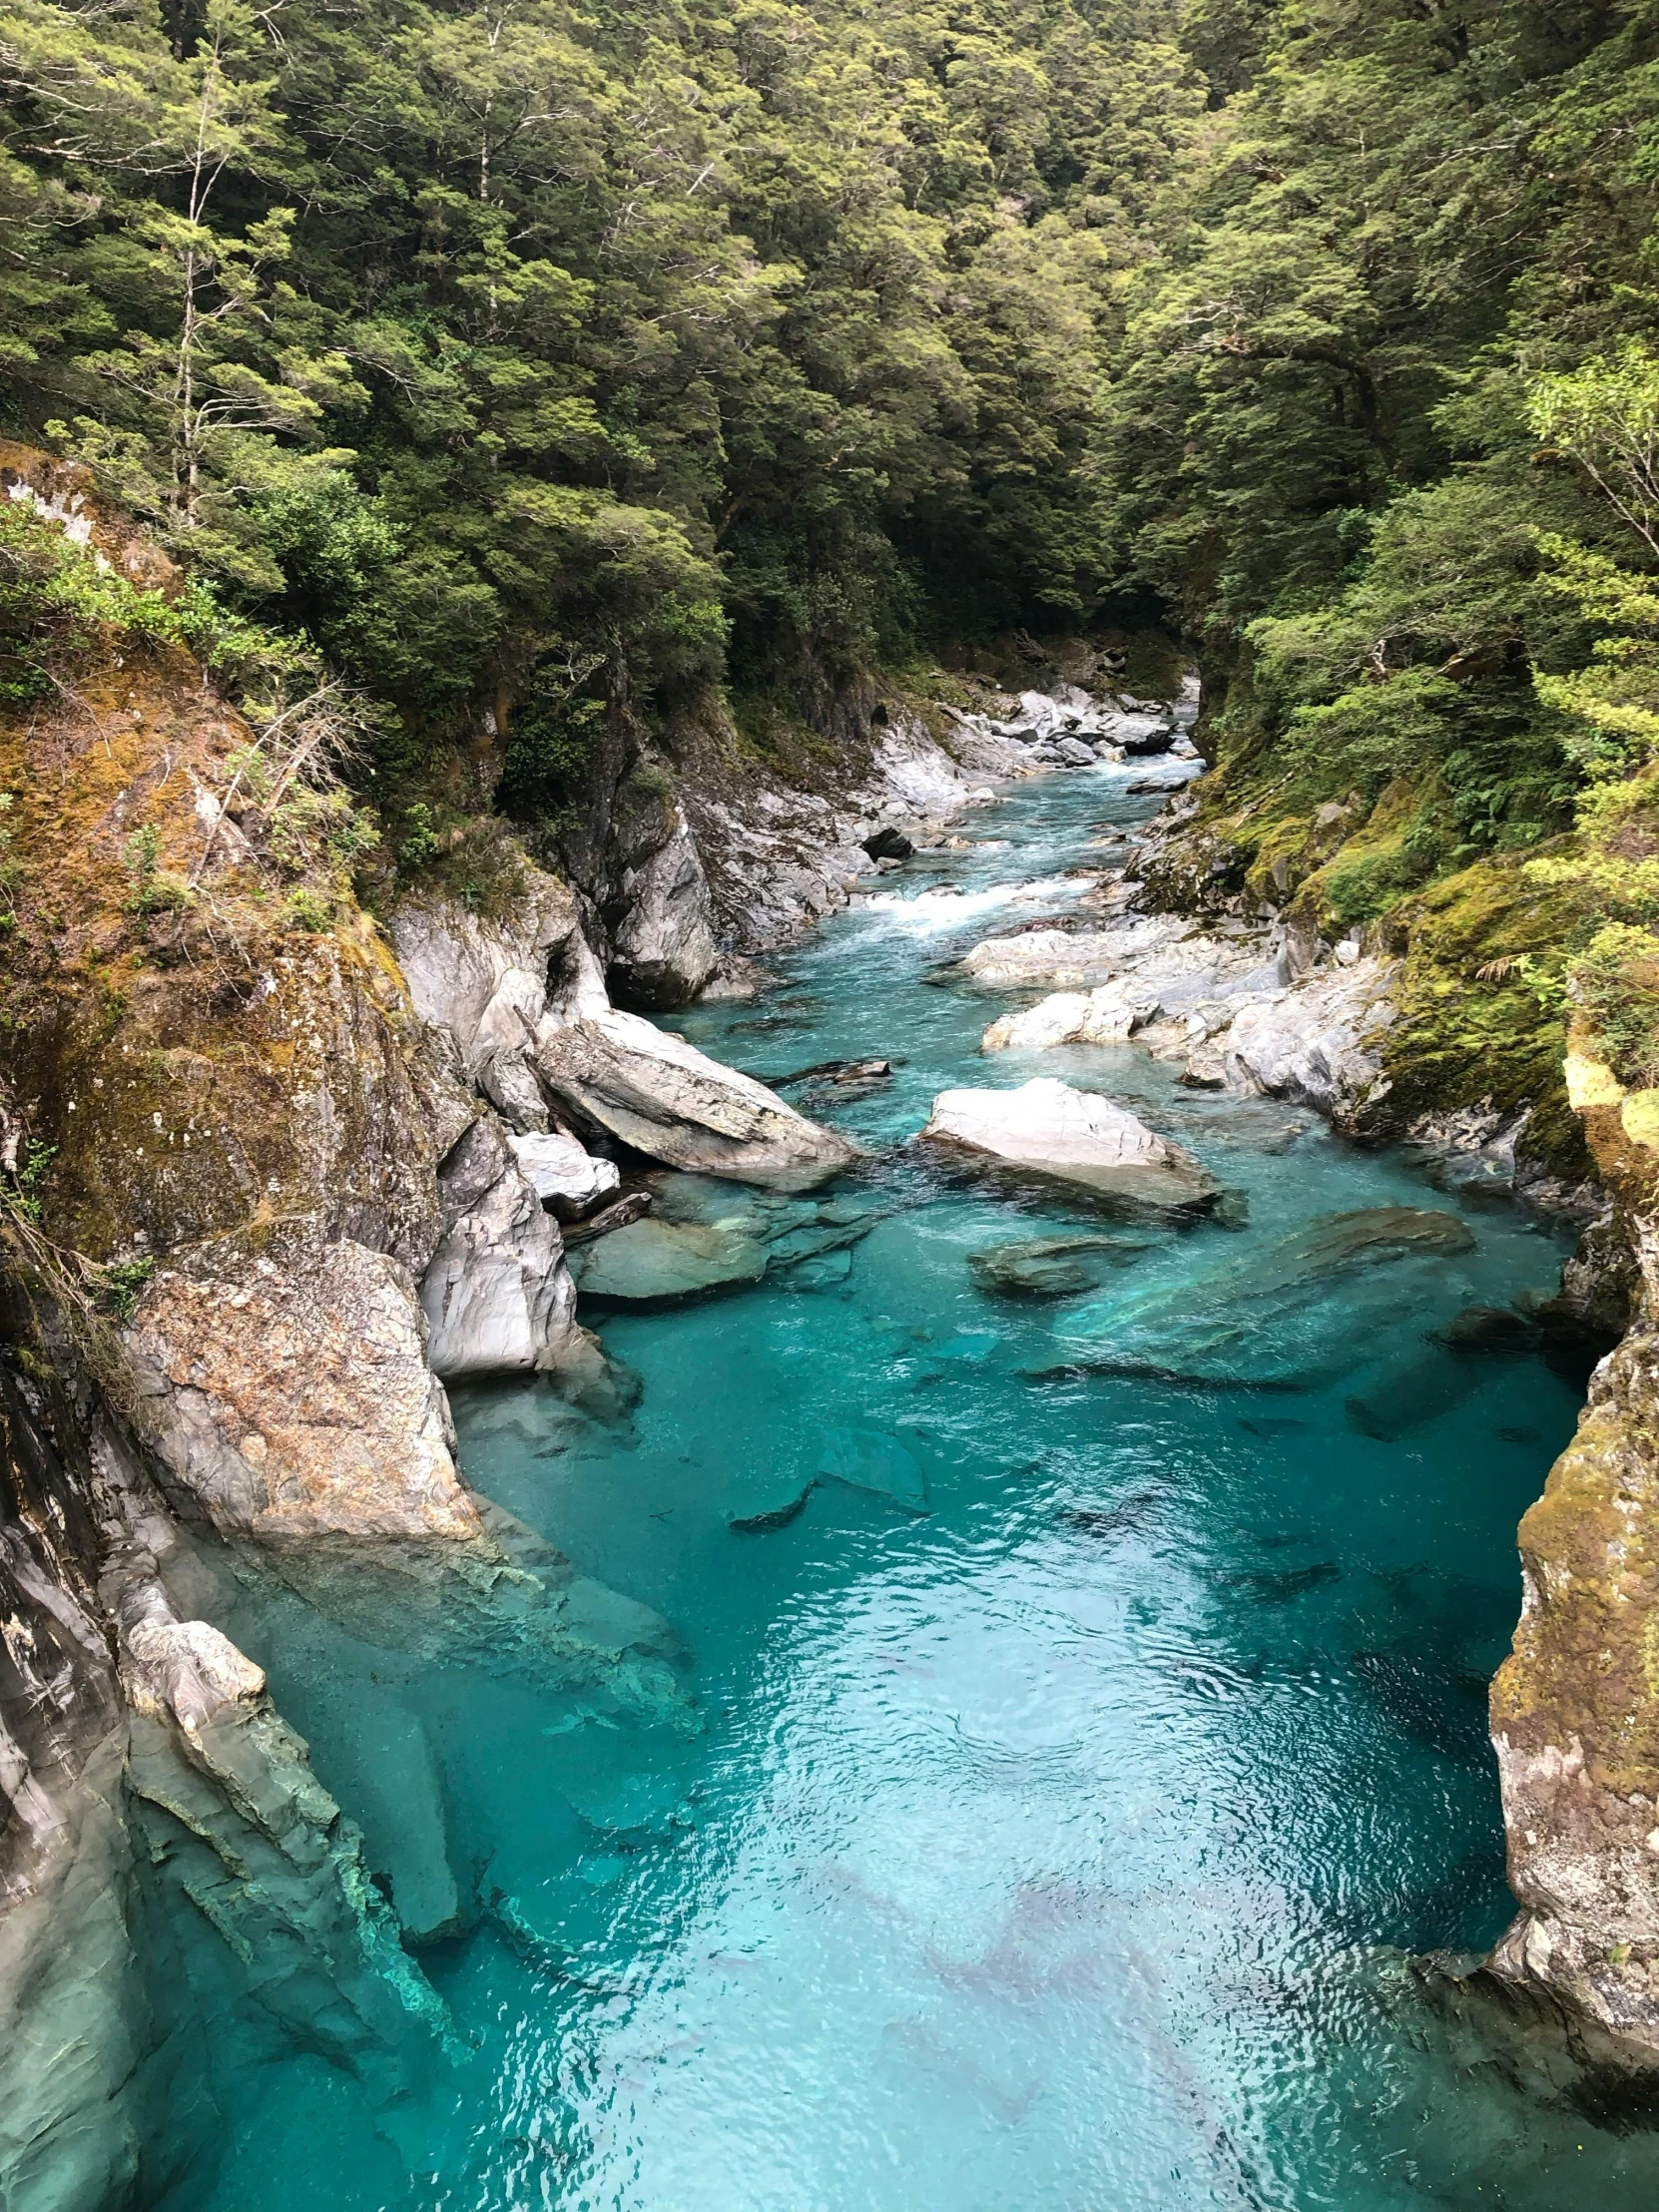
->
[5,0,1659,1092]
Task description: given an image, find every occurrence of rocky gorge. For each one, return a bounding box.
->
[3,463,1659,2207]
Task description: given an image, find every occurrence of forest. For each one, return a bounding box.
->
[4,0,1659,1086]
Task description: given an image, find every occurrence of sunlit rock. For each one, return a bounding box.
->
[920,1077,1221,1212]
[981,984,1156,1053]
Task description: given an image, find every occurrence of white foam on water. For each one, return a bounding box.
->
[857,873,1089,931]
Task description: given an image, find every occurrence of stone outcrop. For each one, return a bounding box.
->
[420,1116,593,1383]
[394,862,855,1193]
[605,818,721,1009]
[919,1078,1222,1213]
[1223,958,1400,1122]
[0,464,699,2207]
[390,867,609,1133]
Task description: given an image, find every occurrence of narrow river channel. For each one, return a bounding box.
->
[157,765,1656,2211]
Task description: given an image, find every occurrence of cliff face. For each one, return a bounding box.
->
[0,459,669,2205]
[1487,1053,1659,2068]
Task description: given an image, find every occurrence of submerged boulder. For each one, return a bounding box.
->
[919,1078,1221,1213]
[969,1231,1157,1300]
[534,1008,859,1191]
[1047,1205,1477,1387]
[570,1173,879,1302]
[568,1215,770,1303]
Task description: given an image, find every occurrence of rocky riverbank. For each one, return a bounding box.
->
[4,453,1659,2206]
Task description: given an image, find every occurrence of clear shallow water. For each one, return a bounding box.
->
[141,769,1659,2210]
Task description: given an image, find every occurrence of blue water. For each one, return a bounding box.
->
[142,769,1657,2209]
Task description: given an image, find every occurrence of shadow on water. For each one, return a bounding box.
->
[136,766,1655,2212]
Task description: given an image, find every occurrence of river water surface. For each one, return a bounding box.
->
[150,767,1659,2210]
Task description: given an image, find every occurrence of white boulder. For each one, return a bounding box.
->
[981,984,1156,1053]
[507,1129,620,1216]
[919,1078,1221,1211]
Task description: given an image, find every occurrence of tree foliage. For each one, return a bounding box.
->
[5,0,1659,921]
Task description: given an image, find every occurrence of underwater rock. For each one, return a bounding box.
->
[1050,1206,1476,1387]
[1355,1649,1492,1767]
[1346,1348,1486,1440]
[969,1232,1156,1300]
[920,1078,1221,1214]
[507,1128,621,1217]
[571,1172,878,1300]
[534,1008,860,1191]
[730,1425,929,1530]
[1058,1488,1168,1541]
[820,1424,928,1511]
[569,1215,770,1303]
[1210,1561,1342,1602]
[1437,1305,1541,1353]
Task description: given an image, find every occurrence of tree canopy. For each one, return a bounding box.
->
[5,0,1659,902]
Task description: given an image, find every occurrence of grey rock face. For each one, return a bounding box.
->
[391,867,608,1133]
[1223,960,1400,1122]
[507,1129,621,1216]
[421,1116,600,1383]
[608,823,720,1010]
[129,1220,478,1547]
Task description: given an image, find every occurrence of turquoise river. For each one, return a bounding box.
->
[140,765,1659,2210]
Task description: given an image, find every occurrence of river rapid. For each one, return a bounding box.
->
[145,766,1659,2210]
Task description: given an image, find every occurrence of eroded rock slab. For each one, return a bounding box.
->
[534,1009,859,1191]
